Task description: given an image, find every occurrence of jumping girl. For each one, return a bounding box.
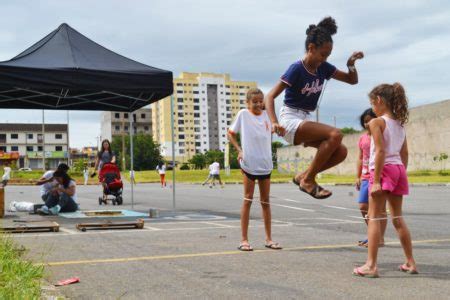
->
[265,16,364,199]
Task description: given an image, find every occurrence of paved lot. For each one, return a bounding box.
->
[3,182,450,299]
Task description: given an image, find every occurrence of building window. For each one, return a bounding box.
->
[11,146,18,151]
[177,98,183,103]
[26,146,34,151]
[178,112,184,117]
[194,113,200,118]
[55,146,63,151]
[10,134,18,139]
[27,133,33,139]
[144,126,149,131]
[193,91,199,94]
[179,142,185,147]
[177,105,183,110]
[141,113,146,119]
[178,120,184,125]
[179,149,185,154]
[178,134,185,139]
[177,90,183,94]
[124,113,129,119]
[0,146,6,152]
[124,126,128,131]
[176,83,183,86]
[195,142,201,147]
[179,127,184,132]
[115,113,120,118]
[55,134,63,139]
[38,146,43,151]
[115,125,120,131]
[194,106,200,111]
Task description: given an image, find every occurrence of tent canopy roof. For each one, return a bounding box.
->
[0,23,173,111]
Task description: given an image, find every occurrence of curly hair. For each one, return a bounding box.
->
[369,83,409,125]
[305,16,338,50]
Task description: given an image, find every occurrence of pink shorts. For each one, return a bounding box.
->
[369,164,409,196]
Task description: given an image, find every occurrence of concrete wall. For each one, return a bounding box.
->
[277,99,450,174]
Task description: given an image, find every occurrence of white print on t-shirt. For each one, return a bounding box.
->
[301,79,323,96]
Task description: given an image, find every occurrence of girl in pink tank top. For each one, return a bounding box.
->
[353,83,418,278]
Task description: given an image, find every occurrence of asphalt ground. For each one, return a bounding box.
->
[3,182,450,299]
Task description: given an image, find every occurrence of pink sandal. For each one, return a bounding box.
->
[353,266,379,278]
[399,264,418,274]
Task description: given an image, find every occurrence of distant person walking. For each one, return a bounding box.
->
[202,161,224,188]
[156,162,166,188]
[1,164,11,187]
[83,166,89,185]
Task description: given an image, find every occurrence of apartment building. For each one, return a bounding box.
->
[151,72,257,162]
[0,123,68,169]
[101,108,152,141]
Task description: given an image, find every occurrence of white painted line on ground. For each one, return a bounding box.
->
[59,228,78,235]
[200,222,235,228]
[321,205,360,211]
[143,226,163,231]
[273,204,316,212]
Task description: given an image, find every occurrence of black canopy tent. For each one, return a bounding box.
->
[0,23,175,208]
[0,23,172,111]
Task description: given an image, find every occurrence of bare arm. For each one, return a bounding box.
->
[369,118,386,185]
[57,184,75,197]
[265,81,287,136]
[111,155,116,164]
[332,51,364,85]
[355,147,363,190]
[400,137,409,169]
[35,175,53,186]
[227,131,243,161]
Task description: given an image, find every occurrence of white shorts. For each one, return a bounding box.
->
[279,105,311,144]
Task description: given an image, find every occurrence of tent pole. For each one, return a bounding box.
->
[42,110,46,170]
[129,116,134,209]
[170,95,176,210]
[67,110,70,166]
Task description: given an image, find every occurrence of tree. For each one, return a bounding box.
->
[188,153,206,169]
[341,127,360,135]
[205,150,224,166]
[111,134,162,170]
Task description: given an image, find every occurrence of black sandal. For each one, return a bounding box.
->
[299,184,332,199]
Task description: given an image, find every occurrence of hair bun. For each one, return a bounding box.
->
[306,24,317,35]
[317,16,337,35]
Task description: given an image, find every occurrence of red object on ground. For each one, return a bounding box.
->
[55,277,80,286]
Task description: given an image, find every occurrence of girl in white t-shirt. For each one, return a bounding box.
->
[228,88,282,251]
[156,163,166,187]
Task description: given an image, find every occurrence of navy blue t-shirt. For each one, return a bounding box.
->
[281,61,337,111]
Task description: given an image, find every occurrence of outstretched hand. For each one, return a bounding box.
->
[90,172,97,178]
[347,51,364,66]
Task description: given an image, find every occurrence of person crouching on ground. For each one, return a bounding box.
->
[38,170,78,215]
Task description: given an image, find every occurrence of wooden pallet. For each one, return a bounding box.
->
[0,221,60,233]
[83,210,123,217]
[76,218,144,232]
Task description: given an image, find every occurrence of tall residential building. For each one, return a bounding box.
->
[101,108,152,141]
[0,123,68,169]
[151,72,257,161]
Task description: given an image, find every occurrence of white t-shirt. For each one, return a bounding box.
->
[156,165,166,175]
[40,170,58,196]
[2,167,11,181]
[59,180,77,202]
[229,109,273,175]
[209,162,220,175]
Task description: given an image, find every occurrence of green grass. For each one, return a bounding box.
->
[10,170,97,185]
[122,169,450,184]
[0,234,44,299]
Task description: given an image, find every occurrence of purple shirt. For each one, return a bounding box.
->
[281,60,337,111]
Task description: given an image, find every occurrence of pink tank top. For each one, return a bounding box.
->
[369,115,405,170]
[358,133,371,180]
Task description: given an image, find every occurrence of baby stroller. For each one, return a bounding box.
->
[98,163,123,205]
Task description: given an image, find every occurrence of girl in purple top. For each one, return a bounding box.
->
[353,83,417,278]
[355,109,386,248]
[266,17,363,199]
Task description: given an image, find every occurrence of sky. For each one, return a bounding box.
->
[1,0,449,148]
